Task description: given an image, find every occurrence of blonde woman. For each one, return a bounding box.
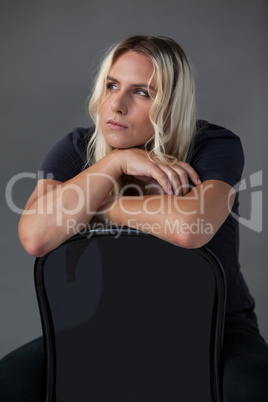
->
[1,35,268,401]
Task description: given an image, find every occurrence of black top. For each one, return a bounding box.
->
[40,121,256,323]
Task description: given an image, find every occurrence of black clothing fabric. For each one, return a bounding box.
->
[222,322,268,401]
[0,338,46,402]
[40,127,90,183]
[40,121,256,324]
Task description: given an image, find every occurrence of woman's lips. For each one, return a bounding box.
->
[107,120,127,130]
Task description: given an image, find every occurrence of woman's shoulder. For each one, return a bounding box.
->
[40,126,94,182]
[52,126,95,165]
[68,126,94,158]
[187,120,245,186]
[195,120,241,142]
[191,120,244,159]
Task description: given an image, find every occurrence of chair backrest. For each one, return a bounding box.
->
[34,228,226,402]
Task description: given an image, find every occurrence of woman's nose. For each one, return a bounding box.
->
[111,93,127,115]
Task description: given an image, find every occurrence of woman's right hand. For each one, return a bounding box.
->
[113,148,201,196]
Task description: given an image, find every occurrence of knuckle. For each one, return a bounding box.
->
[179,170,188,181]
[177,161,188,167]
[179,161,194,173]
[158,169,167,180]
[169,169,177,180]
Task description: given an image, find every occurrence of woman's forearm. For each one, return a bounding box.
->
[100,180,235,249]
[18,147,205,256]
[18,151,122,257]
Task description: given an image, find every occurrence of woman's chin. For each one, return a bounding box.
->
[106,138,144,150]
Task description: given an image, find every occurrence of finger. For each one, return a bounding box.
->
[159,164,185,196]
[148,164,174,195]
[170,165,190,195]
[175,162,201,186]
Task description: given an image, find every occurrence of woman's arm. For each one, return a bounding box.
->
[19,147,200,257]
[97,179,236,249]
[18,151,121,257]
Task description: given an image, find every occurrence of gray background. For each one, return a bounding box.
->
[1,0,267,358]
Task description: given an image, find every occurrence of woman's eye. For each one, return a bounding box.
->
[107,83,118,90]
[135,89,150,97]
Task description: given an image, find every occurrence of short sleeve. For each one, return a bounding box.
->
[40,127,92,182]
[187,122,244,188]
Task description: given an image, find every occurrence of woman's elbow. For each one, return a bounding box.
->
[19,232,46,257]
[168,230,213,250]
[18,220,47,257]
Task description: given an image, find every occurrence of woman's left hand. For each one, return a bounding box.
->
[117,148,201,197]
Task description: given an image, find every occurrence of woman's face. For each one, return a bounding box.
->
[99,50,157,149]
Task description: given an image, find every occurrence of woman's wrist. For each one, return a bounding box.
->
[108,148,125,175]
[92,149,124,183]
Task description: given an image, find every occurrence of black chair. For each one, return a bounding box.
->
[34,227,226,402]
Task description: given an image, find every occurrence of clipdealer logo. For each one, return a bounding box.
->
[5,170,263,233]
[231,170,263,233]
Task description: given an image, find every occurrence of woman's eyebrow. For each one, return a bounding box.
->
[107,75,156,92]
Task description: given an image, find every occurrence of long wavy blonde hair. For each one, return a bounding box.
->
[87,35,197,174]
